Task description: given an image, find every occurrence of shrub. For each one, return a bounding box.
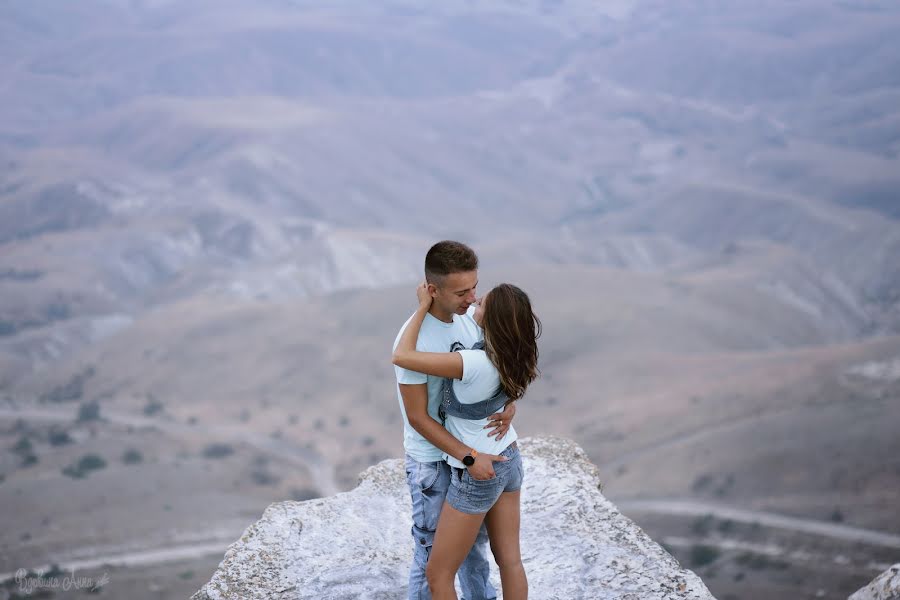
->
[63,465,84,479]
[77,401,101,422]
[734,551,790,571]
[77,454,106,472]
[203,443,234,459]
[250,469,280,486]
[0,321,16,336]
[42,366,95,403]
[290,487,320,501]
[143,400,164,416]
[122,449,143,464]
[691,473,713,492]
[690,544,720,567]
[62,453,107,478]
[691,514,715,536]
[48,427,73,446]
[12,435,32,454]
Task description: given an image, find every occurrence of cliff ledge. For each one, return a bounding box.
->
[191,436,716,600]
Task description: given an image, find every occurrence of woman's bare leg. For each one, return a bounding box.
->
[484,490,527,600]
[426,501,486,600]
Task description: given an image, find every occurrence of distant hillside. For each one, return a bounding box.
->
[2,4,899,599]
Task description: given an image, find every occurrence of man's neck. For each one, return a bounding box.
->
[429,305,454,324]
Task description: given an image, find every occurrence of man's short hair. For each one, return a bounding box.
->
[425,240,478,285]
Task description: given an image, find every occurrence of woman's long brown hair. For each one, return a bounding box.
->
[481,283,541,401]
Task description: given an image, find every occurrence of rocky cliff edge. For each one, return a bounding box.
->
[191,436,716,600]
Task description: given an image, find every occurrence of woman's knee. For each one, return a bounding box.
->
[425,560,454,589]
[495,557,524,574]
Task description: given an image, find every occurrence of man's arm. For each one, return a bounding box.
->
[400,383,504,479]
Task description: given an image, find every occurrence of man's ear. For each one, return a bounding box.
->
[426,283,438,297]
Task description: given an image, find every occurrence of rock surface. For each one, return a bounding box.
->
[191,436,716,599]
[849,564,900,600]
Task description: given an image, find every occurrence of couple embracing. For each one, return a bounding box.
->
[391,241,541,600]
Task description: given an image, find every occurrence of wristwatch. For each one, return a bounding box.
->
[462,448,478,467]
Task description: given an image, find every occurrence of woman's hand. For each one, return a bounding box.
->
[416,280,433,309]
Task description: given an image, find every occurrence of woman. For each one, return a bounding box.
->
[392,281,541,600]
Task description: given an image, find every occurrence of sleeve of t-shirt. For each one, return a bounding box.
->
[393,318,428,385]
[458,349,489,385]
[395,363,427,385]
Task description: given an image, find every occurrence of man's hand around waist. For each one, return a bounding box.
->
[468,452,508,480]
[485,400,516,440]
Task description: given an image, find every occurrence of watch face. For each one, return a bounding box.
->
[463,455,475,466]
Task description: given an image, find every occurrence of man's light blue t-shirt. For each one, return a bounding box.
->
[393,305,483,462]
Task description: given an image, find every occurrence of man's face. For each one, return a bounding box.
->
[431,270,478,316]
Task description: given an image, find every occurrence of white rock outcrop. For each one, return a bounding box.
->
[849,564,900,600]
[192,436,716,600]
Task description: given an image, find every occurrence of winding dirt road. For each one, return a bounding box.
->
[620,498,900,549]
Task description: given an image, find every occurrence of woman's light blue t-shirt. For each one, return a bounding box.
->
[443,349,518,469]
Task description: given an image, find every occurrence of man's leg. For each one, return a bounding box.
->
[405,456,450,600]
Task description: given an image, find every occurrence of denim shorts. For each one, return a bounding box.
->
[446,442,524,515]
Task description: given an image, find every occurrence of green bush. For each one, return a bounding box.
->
[143,400,165,416]
[62,453,107,478]
[717,519,735,533]
[122,448,143,464]
[250,469,280,486]
[12,435,32,454]
[62,465,84,479]
[690,544,720,567]
[77,401,101,422]
[203,443,234,459]
[691,514,715,535]
[42,366,95,403]
[290,487,320,501]
[78,454,106,471]
[734,551,790,571]
[48,427,73,446]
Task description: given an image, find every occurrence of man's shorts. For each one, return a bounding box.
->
[447,441,523,515]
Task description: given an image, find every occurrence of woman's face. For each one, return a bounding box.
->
[473,292,489,327]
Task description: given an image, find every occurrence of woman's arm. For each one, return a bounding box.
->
[391,282,464,380]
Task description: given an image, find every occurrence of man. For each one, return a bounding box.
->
[393,240,516,600]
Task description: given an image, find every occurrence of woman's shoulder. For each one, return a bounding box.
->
[456,348,498,382]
